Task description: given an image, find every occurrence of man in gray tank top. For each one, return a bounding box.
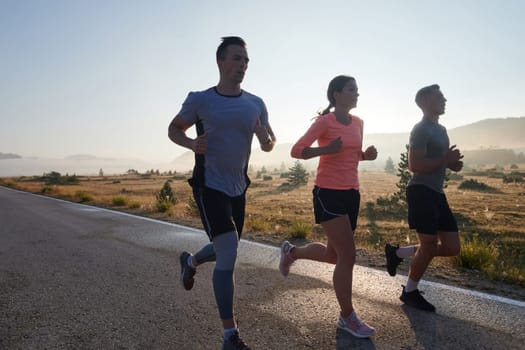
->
[168,37,275,350]
[384,84,463,312]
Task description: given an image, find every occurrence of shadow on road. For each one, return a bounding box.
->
[335,328,377,349]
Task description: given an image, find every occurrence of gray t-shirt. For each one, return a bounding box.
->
[178,87,269,196]
[407,118,449,193]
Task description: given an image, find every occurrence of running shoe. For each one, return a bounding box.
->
[179,251,196,291]
[400,286,436,312]
[222,330,250,350]
[337,311,376,338]
[385,243,403,276]
[279,241,296,277]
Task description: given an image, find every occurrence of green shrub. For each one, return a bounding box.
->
[41,185,55,193]
[155,181,176,213]
[458,179,499,193]
[156,200,173,212]
[288,221,310,239]
[186,197,200,217]
[502,172,524,183]
[248,216,273,232]
[129,201,141,209]
[75,191,93,203]
[112,196,128,206]
[456,237,498,271]
[39,171,79,185]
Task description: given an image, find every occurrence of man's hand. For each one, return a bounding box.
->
[255,117,271,144]
[446,145,463,163]
[448,160,463,172]
[192,132,208,154]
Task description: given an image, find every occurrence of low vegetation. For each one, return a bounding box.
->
[2,164,524,289]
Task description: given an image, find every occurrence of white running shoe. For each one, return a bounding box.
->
[279,241,296,277]
[337,311,376,338]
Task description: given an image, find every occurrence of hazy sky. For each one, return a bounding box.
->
[1,0,524,164]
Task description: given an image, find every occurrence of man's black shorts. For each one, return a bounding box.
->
[313,186,360,230]
[407,184,458,235]
[192,186,246,240]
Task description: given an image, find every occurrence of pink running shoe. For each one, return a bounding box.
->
[337,311,376,338]
[279,241,296,277]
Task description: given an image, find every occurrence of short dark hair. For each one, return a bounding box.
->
[216,36,247,60]
[415,84,440,108]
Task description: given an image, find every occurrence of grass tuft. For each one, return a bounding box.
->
[288,221,310,239]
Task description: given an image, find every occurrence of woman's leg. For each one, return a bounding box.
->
[291,241,337,264]
[321,215,355,318]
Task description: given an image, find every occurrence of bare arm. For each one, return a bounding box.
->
[409,145,463,173]
[300,137,342,159]
[256,121,276,152]
[168,115,206,153]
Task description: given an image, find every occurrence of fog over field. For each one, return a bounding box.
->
[1,117,524,177]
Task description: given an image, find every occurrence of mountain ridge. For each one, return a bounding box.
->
[172,116,525,171]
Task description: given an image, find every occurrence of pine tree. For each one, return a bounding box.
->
[156,180,176,205]
[286,160,309,188]
[395,144,411,203]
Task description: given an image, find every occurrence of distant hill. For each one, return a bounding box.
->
[64,154,116,161]
[448,117,525,150]
[0,152,22,160]
[170,117,525,171]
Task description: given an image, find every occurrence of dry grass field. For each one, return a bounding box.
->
[2,168,524,300]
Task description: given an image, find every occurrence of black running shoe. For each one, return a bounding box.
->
[400,286,436,312]
[179,251,196,291]
[385,243,403,276]
[222,331,250,350]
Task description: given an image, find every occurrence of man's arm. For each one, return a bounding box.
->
[255,120,276,152]
[409,145,463,173]
[168,115,205,153]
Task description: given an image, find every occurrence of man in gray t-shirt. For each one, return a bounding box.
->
[168,36,275,350]
[385,84,463,312]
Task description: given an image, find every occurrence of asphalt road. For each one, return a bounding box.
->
[1,186,524,350]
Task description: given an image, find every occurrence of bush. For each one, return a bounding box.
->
[502,172,524,183]
[155,181,176,212]
[248,216,273,232]
[41,185,55,193]
[39,171,79,185]
[458,179,499,193]
[156,181,176,204]
[456,237,498,271]
[112,196,128,206]
[284,161,309,188]
[263,175,273,181]
[186,197,200,217]
[288,221,310,239]
[156,200,173,213]
[75,191,93,203]
[129,201,141,209]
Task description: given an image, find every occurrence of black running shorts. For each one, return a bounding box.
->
[312,186,360,230]
[407,184,458,235]
[192,186,246,240]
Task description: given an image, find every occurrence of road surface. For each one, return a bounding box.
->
[1,186,524,349]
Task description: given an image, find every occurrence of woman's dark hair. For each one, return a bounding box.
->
[320,75,355,115]
[216,36,247,61]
